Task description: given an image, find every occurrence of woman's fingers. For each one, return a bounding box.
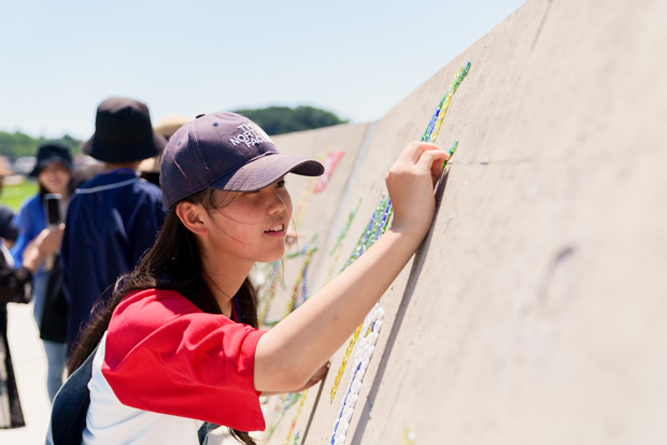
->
[415,149,449,182]
[398,141,441,164]
[399,142,448,175]
[386,142,453,236]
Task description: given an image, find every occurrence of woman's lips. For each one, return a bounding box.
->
[264,223,286,237]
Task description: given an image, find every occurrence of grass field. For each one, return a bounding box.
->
[0,179,38,212]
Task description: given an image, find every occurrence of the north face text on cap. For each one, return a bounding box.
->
[229,123,273,148]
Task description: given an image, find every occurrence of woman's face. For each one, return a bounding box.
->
[38,162,71,195]
[205,178,293,264]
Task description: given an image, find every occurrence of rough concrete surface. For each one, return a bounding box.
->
[260,0,667,444]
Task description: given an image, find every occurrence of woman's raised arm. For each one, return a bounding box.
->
[254,142,449,392]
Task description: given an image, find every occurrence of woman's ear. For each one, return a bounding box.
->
[175,202,209,236]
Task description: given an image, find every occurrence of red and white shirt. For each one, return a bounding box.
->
[83,289,267,444]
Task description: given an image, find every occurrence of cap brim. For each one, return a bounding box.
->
[209,154,324,192]
[29,156,72,177]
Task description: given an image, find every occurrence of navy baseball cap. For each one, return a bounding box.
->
[160,112,325,209]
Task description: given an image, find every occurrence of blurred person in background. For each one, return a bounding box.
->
[0,157,17,249]
[11,142,72,402]
[138,114,190,187]
[61,97,166,352]
[1,161,64,428]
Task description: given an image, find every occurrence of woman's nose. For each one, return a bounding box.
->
[266,188,286,214]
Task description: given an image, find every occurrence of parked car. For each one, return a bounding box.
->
[12,156,36,176]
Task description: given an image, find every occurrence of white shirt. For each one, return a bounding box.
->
[82,332,204,444]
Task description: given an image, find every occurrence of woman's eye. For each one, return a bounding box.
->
[276,179,286,188]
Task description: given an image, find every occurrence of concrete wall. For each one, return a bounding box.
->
[260,0,667,443]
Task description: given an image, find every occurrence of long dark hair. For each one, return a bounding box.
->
[68,188,259,445]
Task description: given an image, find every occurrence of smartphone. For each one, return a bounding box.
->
[44,193,62,226]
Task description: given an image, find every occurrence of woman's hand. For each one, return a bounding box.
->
[385,142,449,238]
[35,224,65,256]
[22,224,64,273]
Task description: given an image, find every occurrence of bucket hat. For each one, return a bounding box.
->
[82,97,166,163]
[30,141,72,177]
[138,114,190,177]
[154,114,191,141]
[160,112,324,209]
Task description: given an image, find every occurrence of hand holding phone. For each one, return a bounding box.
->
[43,193,62,271]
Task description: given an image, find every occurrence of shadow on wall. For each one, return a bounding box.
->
[349,166,453,444]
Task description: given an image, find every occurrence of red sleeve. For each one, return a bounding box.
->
[102,289,267,431]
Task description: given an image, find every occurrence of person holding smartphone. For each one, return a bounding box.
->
[11,141,72,402]
[1,221,64,429]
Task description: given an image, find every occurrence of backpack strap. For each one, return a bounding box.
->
[49,345,98,445]
[198,422,221,444]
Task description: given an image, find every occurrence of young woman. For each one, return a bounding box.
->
[12,141,72,402]
[63,112,448,444]
[1,160,64,428]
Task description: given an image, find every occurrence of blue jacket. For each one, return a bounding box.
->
[61,171,165,346]
[10,193,46,270]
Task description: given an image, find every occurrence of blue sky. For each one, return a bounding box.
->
[0,0,525,140]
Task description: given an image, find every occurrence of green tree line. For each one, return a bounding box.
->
[0,131,81,162]
[0,105,347,161]
[233,106,348,135]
